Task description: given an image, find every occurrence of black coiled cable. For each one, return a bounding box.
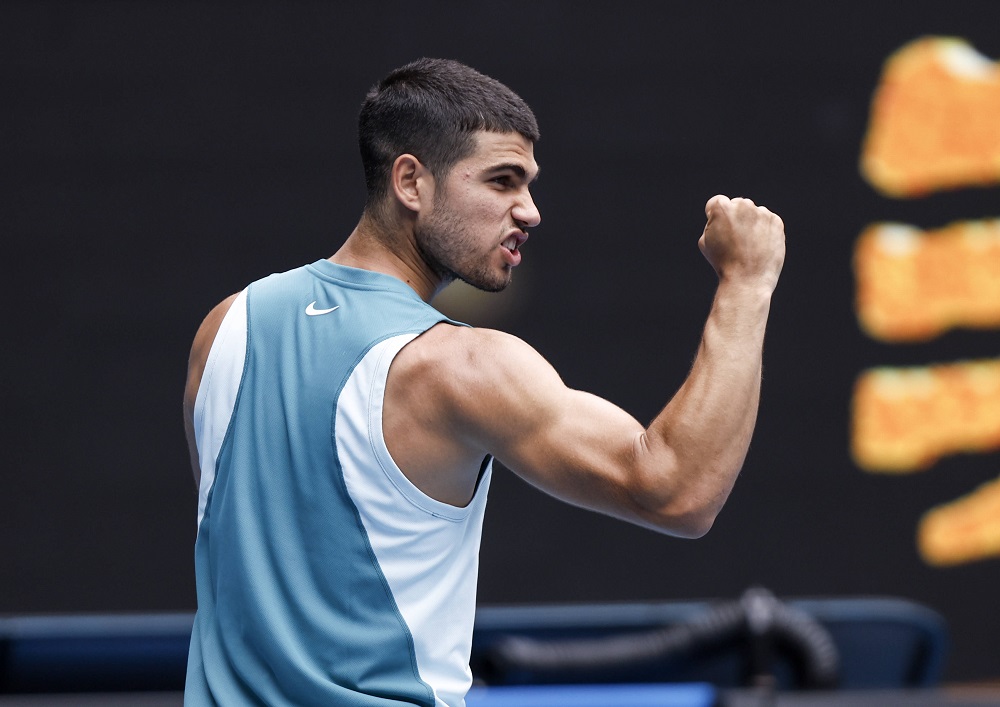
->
[485,587,840,689]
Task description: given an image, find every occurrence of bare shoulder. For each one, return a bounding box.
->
[390,322,569,445]
[397,323,561,394]
[382,324,553,502]
[412,322,531,358]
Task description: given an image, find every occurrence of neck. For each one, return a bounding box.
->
[330,213,445,302]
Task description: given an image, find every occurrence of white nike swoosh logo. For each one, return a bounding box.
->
[305,301,340,316]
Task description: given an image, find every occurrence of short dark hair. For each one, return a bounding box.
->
[358,58,539,213]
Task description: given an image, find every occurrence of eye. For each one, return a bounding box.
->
[491,175,515,188]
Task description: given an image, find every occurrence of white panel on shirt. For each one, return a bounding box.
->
[193,288,248,528]
[337,334,492,707]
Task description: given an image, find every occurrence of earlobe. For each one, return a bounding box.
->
[391,154,431,213]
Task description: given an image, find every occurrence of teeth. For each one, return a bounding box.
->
[503,236,516,251]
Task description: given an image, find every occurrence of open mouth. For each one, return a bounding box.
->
[502,231,528,254]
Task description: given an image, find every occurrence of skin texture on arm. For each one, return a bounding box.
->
[385,195,784,538]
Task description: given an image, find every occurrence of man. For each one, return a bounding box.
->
[183,58,785,706]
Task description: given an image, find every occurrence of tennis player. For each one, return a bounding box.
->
[182,57,785,706]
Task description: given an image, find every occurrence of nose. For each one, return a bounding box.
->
[513,190,541,229]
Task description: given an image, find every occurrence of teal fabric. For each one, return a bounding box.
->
[186,261,450,706]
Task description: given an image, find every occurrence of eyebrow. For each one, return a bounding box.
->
[488,163,541,183]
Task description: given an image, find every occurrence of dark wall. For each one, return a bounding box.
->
[4,1,1000,682]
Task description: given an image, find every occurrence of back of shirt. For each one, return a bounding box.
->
[186,260,492,706]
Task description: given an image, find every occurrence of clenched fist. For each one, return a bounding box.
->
[698,195,785,293]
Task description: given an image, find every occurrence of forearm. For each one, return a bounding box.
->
[480,197,783,536]
[636,280,773,535]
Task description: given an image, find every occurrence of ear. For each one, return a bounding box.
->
[390,154,434,213]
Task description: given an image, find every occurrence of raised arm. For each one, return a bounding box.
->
[387,195,784,537]
[633,194,784,533]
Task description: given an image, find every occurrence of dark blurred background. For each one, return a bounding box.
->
[3,0,999,685]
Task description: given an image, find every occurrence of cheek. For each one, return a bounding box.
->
[445,188,509,230]
[470,196,508,223]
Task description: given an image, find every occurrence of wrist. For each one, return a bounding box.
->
[715,275,777,302]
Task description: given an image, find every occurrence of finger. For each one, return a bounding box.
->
[753,204,784,230]
[705,194,730,217]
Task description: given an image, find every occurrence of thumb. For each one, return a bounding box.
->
[705,194,731,218]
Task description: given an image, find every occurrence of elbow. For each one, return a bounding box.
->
[647,503,719,539]
[627,464,727,538]
[670,510,717,539]
[627,436,736,538]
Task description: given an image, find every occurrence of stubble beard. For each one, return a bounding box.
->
[414,199,512,294]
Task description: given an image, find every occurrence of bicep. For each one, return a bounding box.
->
[453,332,662,524]
[503,388,653,516]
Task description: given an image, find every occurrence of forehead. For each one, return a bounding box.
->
[460,131,538,175]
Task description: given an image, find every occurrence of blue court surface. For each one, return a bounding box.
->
[465,682,715,706]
